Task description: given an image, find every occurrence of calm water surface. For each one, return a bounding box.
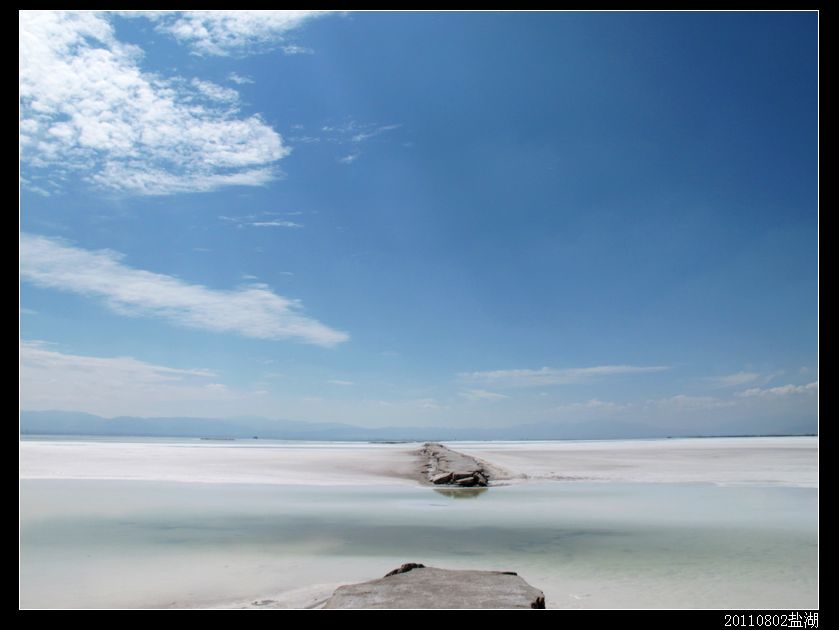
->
[20,478,817,608]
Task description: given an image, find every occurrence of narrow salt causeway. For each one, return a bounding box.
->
[419,442,502,487]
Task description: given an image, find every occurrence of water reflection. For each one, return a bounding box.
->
[433,487,488,499]
[20,479,818,609]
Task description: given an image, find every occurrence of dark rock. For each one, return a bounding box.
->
[430,472,453,485]
[384,563,425,577]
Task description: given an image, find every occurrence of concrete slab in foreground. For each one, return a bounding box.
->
[323,564,546,609]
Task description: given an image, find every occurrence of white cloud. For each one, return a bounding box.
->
[227,72,254,85]
[251,221,303,228]
[282,44,314,55]
[19,10,288,195]
[351,124,402,143]
[739,382,819,398]
[556,398,626,412]
[20,308,39,316]
[645,394,735,410]
[338,152,360,164]
[20,234,348,347]
[302,119,402,162]
[328,379,354,386]
[143,10,335,56]
[703,372,761,388]
[459,365,669,388]
[190,78,239,104]
[459,389,509,402]
[20,340,237,416]
[220,215,303,229]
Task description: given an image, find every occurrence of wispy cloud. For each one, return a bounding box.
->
[328,379,354,386]
[20,308,39,316]
[252,221,303,228]
[337,152,360,165]
[287,135,321,144]
[227,72,254,85]
[556,398,626,412]
[282,44,314,55]
[290,119,402,162]
[739,382,818,398]
[459,389,509,402]
[20,340,234,416]
[20,234,348,347]
[702,372,761,389]
[459,365,670,388]
[351,124,402,143]
[190,78,239,104]
[20,11,288,195]
[645,394,735,410]
[219,214,303,229]
[138,10,335,56]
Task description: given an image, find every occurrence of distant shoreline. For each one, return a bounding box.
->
[20,410,817,443]
[19,432,818,443]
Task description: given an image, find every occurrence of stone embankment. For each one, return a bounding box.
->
[419,442,490,487]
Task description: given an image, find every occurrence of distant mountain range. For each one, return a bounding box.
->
[19,410,816,442]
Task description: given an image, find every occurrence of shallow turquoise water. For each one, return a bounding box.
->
[20,479,817,609]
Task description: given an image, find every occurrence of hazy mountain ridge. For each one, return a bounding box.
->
[19,410,815,441]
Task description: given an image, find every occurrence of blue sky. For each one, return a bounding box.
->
[20,11,818,433]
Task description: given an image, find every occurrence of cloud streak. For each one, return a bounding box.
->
[460,365,670,388]
[282,44,314,55]
[20,234,348,347]
[337,152,360,165]
[220,214,303,229]
[459,389,509,402]
[227,72,254,85]
[351,124,402,143]
[556,398,627,412]
[739,382,818,398]
[703,372,762,389]
[19,11,289,195]
[20,340,236,416]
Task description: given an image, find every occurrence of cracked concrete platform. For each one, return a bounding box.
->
[323,564,546,609]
